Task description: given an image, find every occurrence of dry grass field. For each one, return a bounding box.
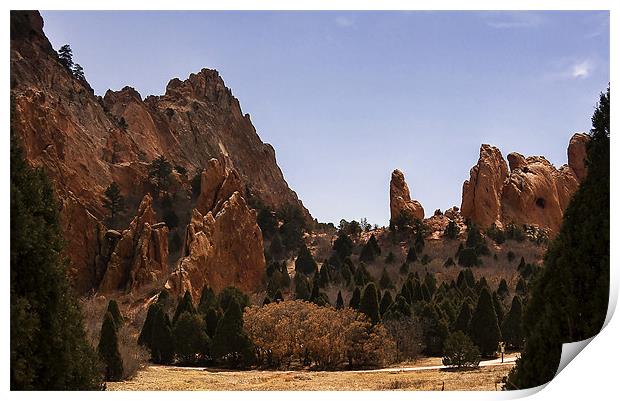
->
[108,354,518,391]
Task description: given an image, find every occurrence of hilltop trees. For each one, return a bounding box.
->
[57,44,73,70]
[507,87,610,389]
[11,135,102,390]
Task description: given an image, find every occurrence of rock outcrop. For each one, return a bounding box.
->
[461,134,590,234]
[10,11,306,294]
[98,195,169,293]
[166,163,265,301]
[390,169,425,223]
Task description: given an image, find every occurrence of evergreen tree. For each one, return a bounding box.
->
[359,234,381,263]
[354,263,372,286]
[148,155,173,192]
[424,272,437,296]
[212,298,254,367]
[379,267,394,289]
[97,312,123,381]
[497,279,509,299]
[385,251,396,264]
[11,135,102,390]
[295,243,318,275]
[57,44,73,70]
[218,287,250,312]
[198,285,217,314]
[318,265,330,288]
[72,63,86,81]
[399,262,409,275]
[453,302,472,334]
[151,307,175,364]
[349,287,361,310]
[172,290,196,324]
[262,296,271,306]
[379,291,394,316]
[294,274,311,300]
[335,291,344,309]
[332,232,353,261]
[268,234,284,261]
[138,303,159,349]
[443,219,459,239]
[204,307,221,339]
[173,312,210,364]
[273,290,284,302]
[406,246,417,263]
[444,257,455,267]
[359,283,380,324]
[501,296,524,349]
[515,277,527,297]
[469,288,501,357]
[106,299,123,328]
[492,291,505,324]
[507,121,612,384]
[383,294,412,320]
[442,331,480,368]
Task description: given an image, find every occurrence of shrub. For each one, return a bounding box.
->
[173,312,210,364]
[295,244,317,275]
[444,257,455,267]
[458,248,479,267]
[442,331,480,368]
[443,220,459,239]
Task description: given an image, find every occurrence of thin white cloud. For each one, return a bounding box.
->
[334,16,354,28]
[572,60,592,79]
[486,12,544,29]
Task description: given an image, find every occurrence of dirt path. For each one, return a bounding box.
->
[108,354,519,391]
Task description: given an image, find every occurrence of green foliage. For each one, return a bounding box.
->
[507,86,609,390]
[268,234,284,260]
[335,291,344,309]
[98,313,123,381]
[485,223,505,245]
[420,254,431,265]
[360,234,381,263]
[354,263,372,286]
[349,287,361,310]
[505,223,526,242]
[197,285,217,314]
[150,307,175,364]
[295,243,318,275]
[103,182,124,221]
[418,303,450,356]
[10,135,102,390]
[359,283,380,324]
[501,296,524,349]
[173,290,196,324]
[57,44,73,70]
[277,204,307,251]
[379,291,394,316]
[379,267,394,289]
[492,291,505,324]
[333,232,353,261]
[138,303,158,349]
[399,262,409,275]
[294,274,311,301]
[497,279,509,299]
[383,295,412,320]
[469,288,501,357]
[442,331,480,368]
[106,300,123,328]
[453,302,472,334]
[385,251,396,264]
[456,268,476,289]
[218,287,250,312]
[148,155,173,192]
[443,219,459,239]
[212,298,254,368]
[406,247,417,263]
[457,247,479,267]
[173,312,210,364]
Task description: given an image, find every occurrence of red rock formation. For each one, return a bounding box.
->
[390,169,425,223]
[166,164,265,301]
[98,194,169,293]
[461,134,590,234]
[10,11,306,293]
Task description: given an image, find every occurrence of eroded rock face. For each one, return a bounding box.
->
[461,134,590,234]
[98,194,169,293]
[461,145,508,228]
[11,11,307,293]
[390,169,425,223]
[166,179,265,301]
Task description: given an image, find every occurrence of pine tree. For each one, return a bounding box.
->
[335,291,344,309]
[295,243,317,275]
[11,135,102,390]
[268,234,284,261]
[379,267,394,289]
[453,302,472,334]
[354,263,372,286]
[72,63,86,81]
[497,279,509,299]
[138,303,159,349]
[204,307,221,339]
[173,312,210,364]
[406,247,417,263]
[212,298,254,368]
[359,283,380,324]
[501,296,524,349]
[151,307,174,364]
[148,155,173,192]
[294,274,311,300]
[318,265,330,288]
[360,234,381,263]
[173,290,196,324]
[106,299,123,328]
[332,232,353,260]
[57,44,73,70]
[469,288,501,357]
[379,291,394,316]
[349,287,361,310]
[385,251,396,264]
[198,285,217,314]
[443,219,459,239]
[97,312,123,381]
[399,262,409,275]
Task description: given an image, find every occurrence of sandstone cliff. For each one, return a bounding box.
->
[166,160,266,301]
[461,134,590,234]
[10,11,305,294]
[389,169,425,223]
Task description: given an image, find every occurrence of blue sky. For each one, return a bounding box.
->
[40,11,610,226]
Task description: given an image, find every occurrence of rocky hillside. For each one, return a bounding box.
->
[10,11,306,296]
